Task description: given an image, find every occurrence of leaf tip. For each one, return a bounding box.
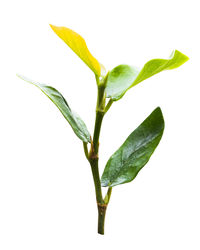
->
[155,106,162,113]
[154,106,163,116]
[16,73,24,81]
[177,49,189,60]
[49,24,59,34]
[154,106,165,131]
[169,50,189,69]
[49,23,55,29]
[16,74,30,84]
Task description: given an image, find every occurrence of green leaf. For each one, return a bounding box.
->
[106,50,189,101]
[17,75,91,143]
[50,24,105,77]
[101,107,164,187]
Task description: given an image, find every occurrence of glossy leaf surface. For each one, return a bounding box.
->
[17,75,91,143]
[106,50,189,101]
[50,24,104,77]
[101,107,164,187]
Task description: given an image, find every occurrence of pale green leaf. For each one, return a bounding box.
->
[106,50,189,101]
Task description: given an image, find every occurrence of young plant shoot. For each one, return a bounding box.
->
[18,25,189,235]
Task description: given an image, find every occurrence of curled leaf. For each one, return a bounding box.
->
[106,50,189,101]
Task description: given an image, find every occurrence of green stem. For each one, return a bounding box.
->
[93,111,104,154]
[89,84,105,205]
[97,203,107,234]
[87,76,112,234]
[89,157,103,204]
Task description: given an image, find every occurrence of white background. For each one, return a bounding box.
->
[0,0,200,249]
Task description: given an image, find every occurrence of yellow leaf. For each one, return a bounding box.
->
[50,24,104,77]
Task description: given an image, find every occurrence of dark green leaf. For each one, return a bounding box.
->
[101,107,164,187]
[106,50,189,101]
[17,75,91,143]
